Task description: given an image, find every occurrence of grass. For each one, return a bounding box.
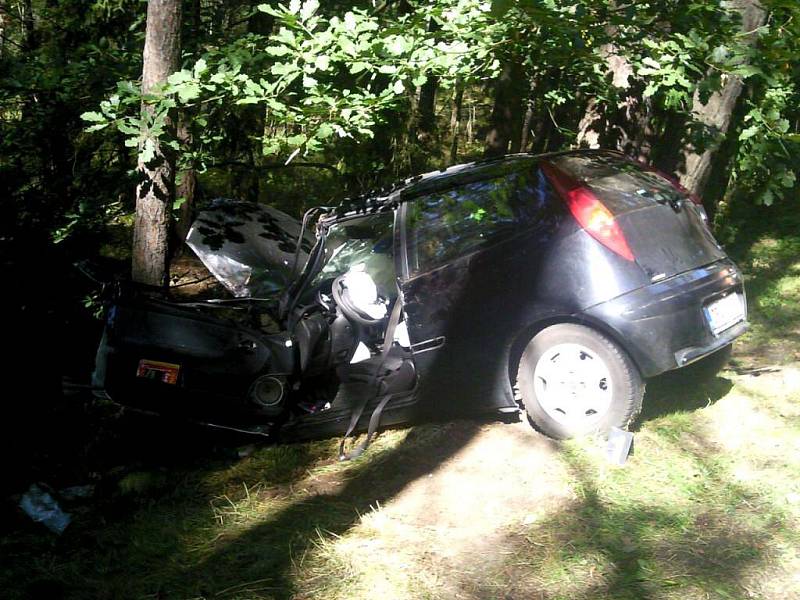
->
[2,210,800,599]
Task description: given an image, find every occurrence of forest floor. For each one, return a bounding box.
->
[2,213,799,600]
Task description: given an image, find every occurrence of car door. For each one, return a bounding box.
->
[399,164,559,416]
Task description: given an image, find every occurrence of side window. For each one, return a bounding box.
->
[407,168,544,276]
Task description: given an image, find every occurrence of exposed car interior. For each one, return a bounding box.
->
[273,210,417,444]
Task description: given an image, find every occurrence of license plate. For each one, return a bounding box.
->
[704,293,744,335]
[136,360,180,384]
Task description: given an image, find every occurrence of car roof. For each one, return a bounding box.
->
[327,149,623,222]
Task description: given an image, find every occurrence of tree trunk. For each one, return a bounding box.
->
[576,44,634,149]
[679,0,767,197]
[132,0,182,286]
[484,61,526,157]
[417,75,438,143]
[173,118,195,248]
[0,6,6,60]
[519,103,534,152]
[21,0,35,51]
[448,81,464,164]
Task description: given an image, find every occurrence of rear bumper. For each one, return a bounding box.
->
[582,259,747,377]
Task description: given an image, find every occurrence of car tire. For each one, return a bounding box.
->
[515,323,644,440]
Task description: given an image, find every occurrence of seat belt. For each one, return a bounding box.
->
[338,290,404,461]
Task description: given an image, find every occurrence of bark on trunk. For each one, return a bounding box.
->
[21,0,34,51]
[484,61,526,157]
[174,118,195,248]
[132,0,182,286]
[0,6,7,59]
[519,103,534,152]
[448,82,464,164]
[679,0,767,197]
[417,75,438,143]
[576,43,634,149]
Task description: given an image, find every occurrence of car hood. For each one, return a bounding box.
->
[186,199,316,298]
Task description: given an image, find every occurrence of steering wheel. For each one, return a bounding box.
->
[331,272,387,327]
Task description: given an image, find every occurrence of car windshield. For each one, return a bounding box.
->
[310,212,396,297]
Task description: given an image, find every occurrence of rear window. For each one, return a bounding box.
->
[550,154,686,214]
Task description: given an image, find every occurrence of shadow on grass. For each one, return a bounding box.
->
[3,418,488,599]
[468,427,783,599]
[1,404,357,600]
[637,369,733,427]
[162,420,485,599]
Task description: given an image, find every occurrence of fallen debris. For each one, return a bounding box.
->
[606,427,635,466]
[19,484,71,534]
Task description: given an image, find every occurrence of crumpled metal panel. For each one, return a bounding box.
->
[186,199,316,297]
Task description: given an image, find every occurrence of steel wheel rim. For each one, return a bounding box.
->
[532,342,614,429]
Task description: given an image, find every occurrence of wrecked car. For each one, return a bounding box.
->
[92,150,748,444]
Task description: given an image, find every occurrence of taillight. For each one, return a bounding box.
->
[542,162,635,262]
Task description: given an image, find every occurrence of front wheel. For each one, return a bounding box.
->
[515,323,644,440]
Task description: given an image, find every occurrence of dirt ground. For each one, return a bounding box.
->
[281,359,800,600]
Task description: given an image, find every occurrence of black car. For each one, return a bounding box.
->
[92,150,748,444]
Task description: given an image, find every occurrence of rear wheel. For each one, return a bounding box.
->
[515,323,644,440]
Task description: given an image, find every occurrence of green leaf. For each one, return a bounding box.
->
[176,82,201,103]
[710,45,728,63]
[193,58,208,78]
[244,79,264,96]
[167,69,193,86]
[258,4,282,17]
[300,0,319,20]
[81,111,105,122]
[386,35,410,56]
[641,57,661,70]
[739,125,760,141]
[733,64,763,79]
[314,54,330,71]
[117,121,139,135]
[262,139,282,156]
[286,133,307,146]
[140,138,156,164]
[266,45,294,57]
[317,123,335,139]
[271,62,300,76]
